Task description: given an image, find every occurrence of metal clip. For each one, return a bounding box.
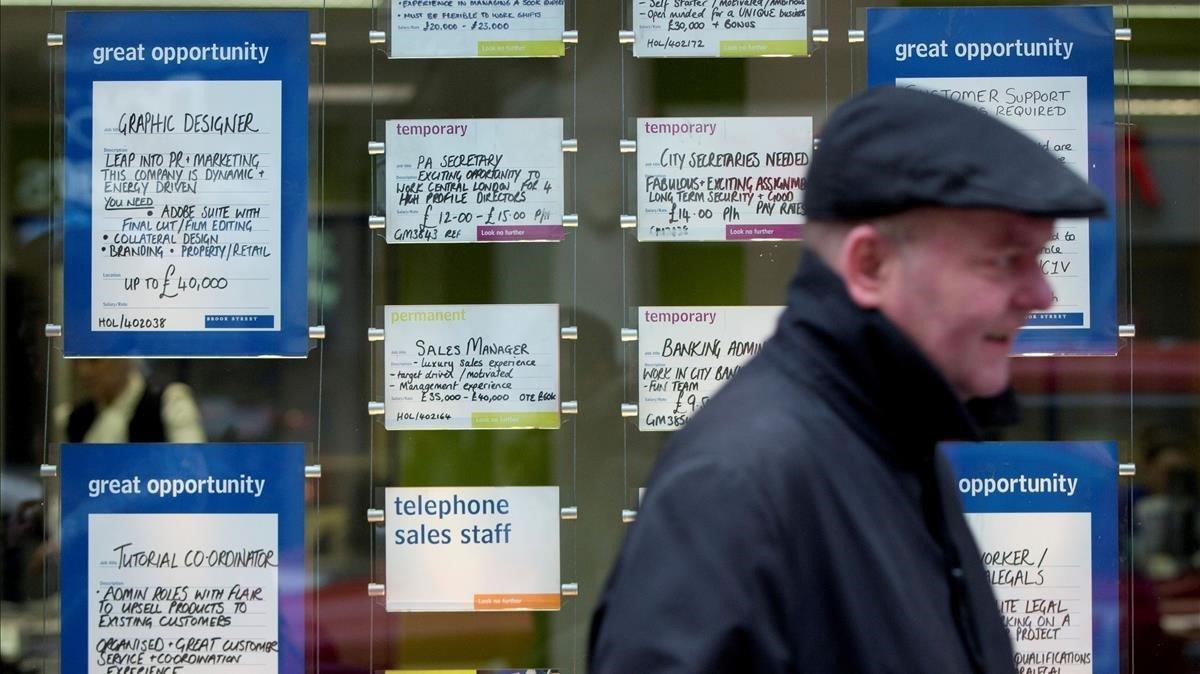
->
[620,403,638,417]
[367,141,385,155]
[619,139,637,153]
[368,30,387,45]
[367,583,386,597]
[40,464,58,478]
[1119,324,1136,339]
[812,28,829,43]
[848,29,865,44]
[560,326,579,340]
[618,30,636,44]
[620,215,637,229]
[563,30,579,44]
[310,32,327,47]
[309,325,327,340]
[812,137,821,151]
[46,33,63,47]
[1115,28,1133,42]
[44,323,63,338]
[560,506,578,521]
[561,582,579,597]
[1119,463,1136,477]
[368,215,386,230]
[563,214,579,228]
[368,401,385,416]
[621,509,637,524]
[368,328,385,342]
[367,508,385,523]
[305,464,322,479]
[561,400,579,415]
[620,328,638,342]
[561,138,579,153]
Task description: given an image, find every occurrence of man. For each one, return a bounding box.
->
[589,87,1106,672]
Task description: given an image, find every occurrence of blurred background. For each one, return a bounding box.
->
[1,0,1197,672]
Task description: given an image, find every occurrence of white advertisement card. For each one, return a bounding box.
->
[638,306,783,431]
[390,0,565,58]
[636,117,812,241]
[385,118,565,243]
[88,513,279,672]
[633,0,808,58]
[897,77,1091,329]
[384,304,561,430]
[385,486,561,612]
[965,512,1094,673]
[91,80,282,332]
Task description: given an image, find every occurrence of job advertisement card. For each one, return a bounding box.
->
[385,119,565,243]
[633,0,808,57]
[391,0,565,58]
[60,443,305,673]
[384,304,560,430]
[64,11,308,357]
[385,486,561,611]
[636,117,811,241]
[944,442,1118,674]
[638,306,783,431]
[867,6,1116,355]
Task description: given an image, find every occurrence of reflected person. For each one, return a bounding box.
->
[589,87,1107,673]
[56,359,204,443]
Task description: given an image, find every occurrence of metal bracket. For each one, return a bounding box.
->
[561,400,579,415]
[563,213,579,228]
[1119,463,1136,477]
[368,215,386,230]
[308,325,327,340]
[620,403,638,418]
[561,138,579,153]
[812,28,830,44]
[560,506,578,521]
[40,464,58,478]
[304,464,322,479]
[367,508,385,523]
[620,328,638,342]
[368,328,385,342]
[561,582,579,597]
[618,30,636,45]
[310,32,327,47]
[45,323,62,338]
[563,30,579,44]
[619,215,637,229]
[368,30,387,45]
[368,401,385,416]
[621,509,637,524]
[1115,28,1133,42]
[367,141,385,155]
[619,139,637,154]
[46,33,63,47]
[1119,324,1136,339]
[367,583,386,597]
[560,326,579,340]
[848,29,865,44]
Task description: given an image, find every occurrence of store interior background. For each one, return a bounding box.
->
[1,0,1197,671]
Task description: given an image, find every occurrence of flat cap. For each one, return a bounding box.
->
[806,86,1107,221]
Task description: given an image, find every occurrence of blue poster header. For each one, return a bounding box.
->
[867,6,1117,356]
[61,442,305,673]
[64,11,309,357]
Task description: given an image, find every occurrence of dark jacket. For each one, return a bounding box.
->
[589,252,1016,673]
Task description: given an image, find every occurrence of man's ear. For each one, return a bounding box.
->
[835,224,893,309]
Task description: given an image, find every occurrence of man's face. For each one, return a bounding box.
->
[876,208,1056,400]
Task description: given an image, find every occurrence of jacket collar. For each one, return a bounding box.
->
[763,250,1018,462]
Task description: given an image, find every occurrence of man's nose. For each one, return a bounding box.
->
[1017,267,1055,311]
